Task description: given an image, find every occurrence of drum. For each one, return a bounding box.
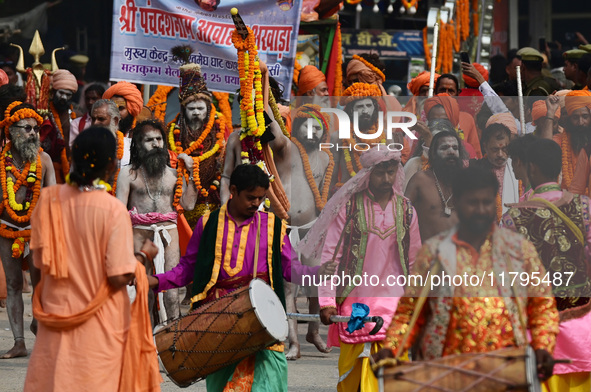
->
[376,346,541,392]
[154,279,288,387]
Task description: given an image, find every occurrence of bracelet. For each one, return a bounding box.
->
[221,174,231,180]
[134,252,147,264]
[319,305,337,311]
[135,250,153,264]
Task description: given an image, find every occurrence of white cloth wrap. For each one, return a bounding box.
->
[132,223,176,322]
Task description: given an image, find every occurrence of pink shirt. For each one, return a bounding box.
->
[155,205,318,292]
[319,190,421,345]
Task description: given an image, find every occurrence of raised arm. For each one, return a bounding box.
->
[177,154,198,211]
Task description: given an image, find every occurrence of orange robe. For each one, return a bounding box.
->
[553,133,579,189]
[459,111,482,159]
[24,185,138,392]
[569,148,591,197]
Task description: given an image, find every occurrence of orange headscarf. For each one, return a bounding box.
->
[298,65,326,96]
[407,71,440,96]
[103,81,144,117]
[346,57,387,96]
[564,90,591,116]
[423,93,460,127]
[531,100,561,125]
[462,63,489,88]
[486,112,518,135]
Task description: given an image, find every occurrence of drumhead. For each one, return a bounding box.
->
[525,345,542,392]
[249,279,288,341]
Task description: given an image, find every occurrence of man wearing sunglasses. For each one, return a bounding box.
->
[0,101,56,358]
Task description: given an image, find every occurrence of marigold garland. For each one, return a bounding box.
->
[333,23,343,97]
[0,142,42,257]
[292,138,334,211]
[496,192,502,222]
[147,85,175,122]
[109,131,125,196]
[561,132,574,189]
[49,102,73,179]
[213,91,233,128]
[423,26,432,70]
[170,108,226,207]
[353,55,386,83]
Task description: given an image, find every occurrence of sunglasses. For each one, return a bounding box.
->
[12,125,40,132]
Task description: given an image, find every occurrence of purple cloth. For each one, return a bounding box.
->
[155,205,319,292]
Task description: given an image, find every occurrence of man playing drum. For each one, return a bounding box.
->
[147,163,336,392]
[374,166,559,382]
[298,146,422,392]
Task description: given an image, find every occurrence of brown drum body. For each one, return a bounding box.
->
[154,284,279,387]
[378,347,540,392]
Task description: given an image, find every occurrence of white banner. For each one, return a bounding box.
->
[111,0,302,98]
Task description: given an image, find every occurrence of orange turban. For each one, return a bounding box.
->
[298,65,326,96]
[407,71,439,96]
[103,81,143,117]
[485,112,518,135]
[51,69,78,92]
[423,93,460,127]
[531,100,561,125]
[564,90,591,116]
[0,69,8,86]
[277,103,292,133]
[340,83,382,106]
[462,63,489,88]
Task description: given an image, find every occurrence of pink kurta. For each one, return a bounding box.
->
[319,191,421,346]
[530,184,591,374]
[24,185,137,391]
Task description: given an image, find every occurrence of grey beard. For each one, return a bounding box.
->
[186,118,203,132]
[10,133,40,162]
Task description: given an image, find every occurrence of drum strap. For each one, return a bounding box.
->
[252,212,261,280]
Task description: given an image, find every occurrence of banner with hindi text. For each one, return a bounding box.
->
[111,0,302,98]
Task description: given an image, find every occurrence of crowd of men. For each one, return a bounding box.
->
[0,37,590,392]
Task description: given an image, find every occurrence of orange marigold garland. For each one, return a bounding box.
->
[49,102,73,179]
[353,55,386,82]
[292,138,334,211]
[170,107,226,207]
[109,131,125,196]
[213,91,233,128]
[333,23,343,97]
[423,26,432,70]
[0,142,42,258]
[561,133,574,189]
[496,192,502,222]
[147,85,175,122]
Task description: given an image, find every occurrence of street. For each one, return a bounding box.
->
[0,294,340,391]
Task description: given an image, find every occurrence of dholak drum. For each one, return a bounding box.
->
[376,346,541,392]
[154,279,288,387]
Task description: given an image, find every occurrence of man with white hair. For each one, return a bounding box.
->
[90,99,130,168]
